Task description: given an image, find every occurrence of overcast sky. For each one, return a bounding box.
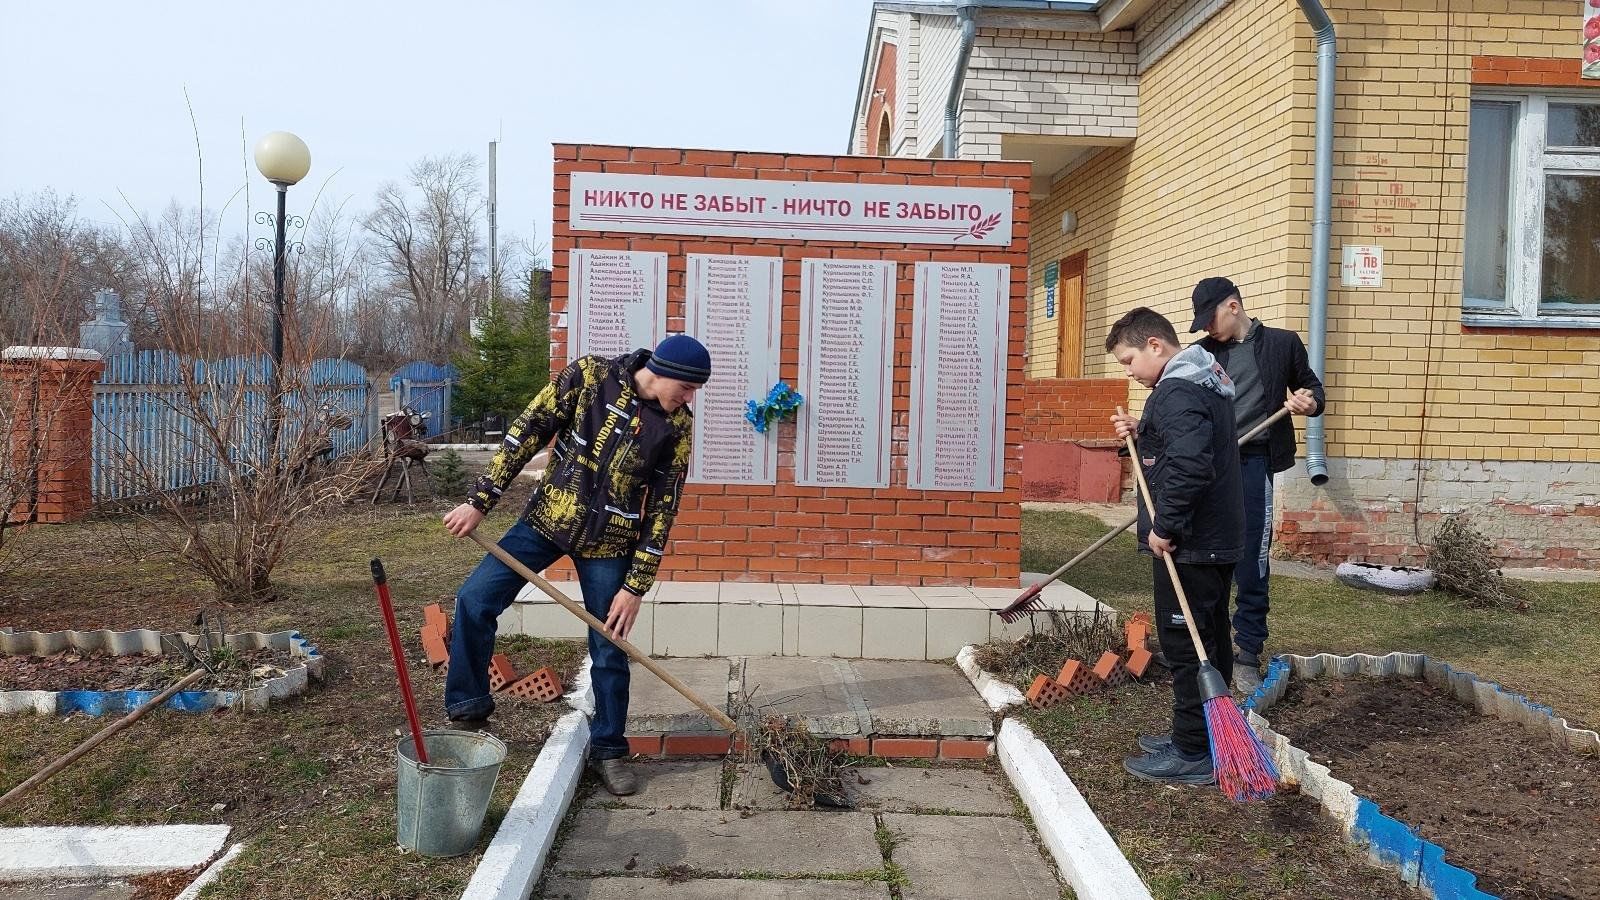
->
[1,1,870,262]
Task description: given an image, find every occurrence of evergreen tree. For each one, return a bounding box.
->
[452,266,551,423]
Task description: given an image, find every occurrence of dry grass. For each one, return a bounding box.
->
[0,481,588,899]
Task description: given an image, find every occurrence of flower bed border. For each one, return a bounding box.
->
[0,629,323,716]
[1245,651,1600,900]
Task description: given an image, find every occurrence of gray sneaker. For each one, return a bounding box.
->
[589,757,638,796]
[1123,745,1215,786]
[1233,649,1264,695]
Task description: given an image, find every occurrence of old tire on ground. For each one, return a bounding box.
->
[1335,561,1436,595]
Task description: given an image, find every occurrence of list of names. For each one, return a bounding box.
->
[796,259,896,488]
[685,254,783,485]
[569,250,666,361]
[907,262,1010,492]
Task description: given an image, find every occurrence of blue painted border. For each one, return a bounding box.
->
[6,631,320,717]
[1252,653,1499,900]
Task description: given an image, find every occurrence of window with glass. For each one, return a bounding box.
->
[1465,93,1600,324]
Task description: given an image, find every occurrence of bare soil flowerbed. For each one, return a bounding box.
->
[1023,677,1412,900]
[0,645,297,693]
[1267,676,1600,900]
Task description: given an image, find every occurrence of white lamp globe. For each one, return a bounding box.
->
[253,131,311,186]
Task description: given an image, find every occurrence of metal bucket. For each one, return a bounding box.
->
[396,729,507,857]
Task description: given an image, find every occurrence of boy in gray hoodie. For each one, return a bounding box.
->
[1106,307,1245,786]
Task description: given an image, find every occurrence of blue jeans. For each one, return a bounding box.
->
[444,520,633,760]
[1231,453,1274,658]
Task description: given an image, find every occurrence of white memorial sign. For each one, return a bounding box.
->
[797,259,896,488]
[569,250,666,361]
[686,254,783,485]
[908,262,1010,493]
[571,172,1013,247]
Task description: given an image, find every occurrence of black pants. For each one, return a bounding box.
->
[1153,558,1234,757]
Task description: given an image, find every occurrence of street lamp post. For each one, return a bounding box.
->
[252,131,311,456]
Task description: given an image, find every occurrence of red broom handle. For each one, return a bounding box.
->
[372,558,428,764]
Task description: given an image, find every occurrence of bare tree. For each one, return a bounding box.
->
[101,201,385,602]
[365,153,486,361]
[0,191,138,345]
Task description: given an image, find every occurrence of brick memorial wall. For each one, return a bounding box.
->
[541,146,1030,586]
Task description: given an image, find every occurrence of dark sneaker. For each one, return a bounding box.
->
[589,757,638,796]
[1136,733,1172,754]
[447,713,492,732]
[1123,746,1216,786]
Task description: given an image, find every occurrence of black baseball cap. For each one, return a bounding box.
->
[1189,277,1240,333]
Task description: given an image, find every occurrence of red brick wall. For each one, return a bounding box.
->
[2,354,102,524]
[1019,377,1129,502]
[547,145,1030,586]
[1021,378,1126,442]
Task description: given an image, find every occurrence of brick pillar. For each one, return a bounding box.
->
[2,347,104,524]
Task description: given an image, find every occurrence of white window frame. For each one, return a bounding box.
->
[1465,91,1600,328]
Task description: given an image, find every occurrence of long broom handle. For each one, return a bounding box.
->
[467,530,739,734]
[1118,406,1211,664]
[0,668,208,809]
[372,559,428,764]
[1017,404,1294,603]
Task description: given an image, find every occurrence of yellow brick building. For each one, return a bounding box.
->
[851,0,1600,568]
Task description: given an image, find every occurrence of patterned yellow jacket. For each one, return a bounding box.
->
[467,350,695,596]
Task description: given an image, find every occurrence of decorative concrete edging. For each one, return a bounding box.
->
[0,629,324,716]
[0,824,230,880]
[957,644,1150,900]
[1243,650,1600,899]
[173,841,248,900]
[460,708,590,900]
[955,645,1026,713]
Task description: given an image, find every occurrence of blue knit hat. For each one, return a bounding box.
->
[646,334,712,385]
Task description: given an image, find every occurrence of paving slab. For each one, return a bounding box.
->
[847,767,1014,815]
[586,760,725,810]
[737,657,868,736]
[540,876,889,899]
[850,660,993,737]
[883,813,1060,900]
[551,809,882,877]
[625,659,736,733]
[0,882,135,900]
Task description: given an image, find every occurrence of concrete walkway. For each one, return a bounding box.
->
[538,758,1065,899]
[624,657,997,758]
[0,880,134,900]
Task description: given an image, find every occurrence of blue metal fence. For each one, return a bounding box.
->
[389,361,457,440]
[91,351,373,504]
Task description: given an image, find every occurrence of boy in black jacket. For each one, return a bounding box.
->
[1106,308,1244,786]
[1190,277,1325,693]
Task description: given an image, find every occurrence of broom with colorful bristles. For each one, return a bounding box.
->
[1118,406,1279,802]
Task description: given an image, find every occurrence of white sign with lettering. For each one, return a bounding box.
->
[686,254,783,485]
[569,250,666,361]
[1341,245,1384,288]
[797,259,897,488]
[908,262,1011,493]
[571,172,1013,247]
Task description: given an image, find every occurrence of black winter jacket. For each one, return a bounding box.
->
[1197,323,1325,475]
[1135,345,1245,566]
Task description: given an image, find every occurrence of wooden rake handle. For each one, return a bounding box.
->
[0,668,209,808]
[1118,406,1211,664]
[467,530,739,734]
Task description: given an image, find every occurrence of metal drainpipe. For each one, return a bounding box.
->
[1298,0,1335,486]
[944,2,978,158]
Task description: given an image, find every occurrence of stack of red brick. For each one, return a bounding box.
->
[1024,613,1155,711]
[419,603,566,703]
